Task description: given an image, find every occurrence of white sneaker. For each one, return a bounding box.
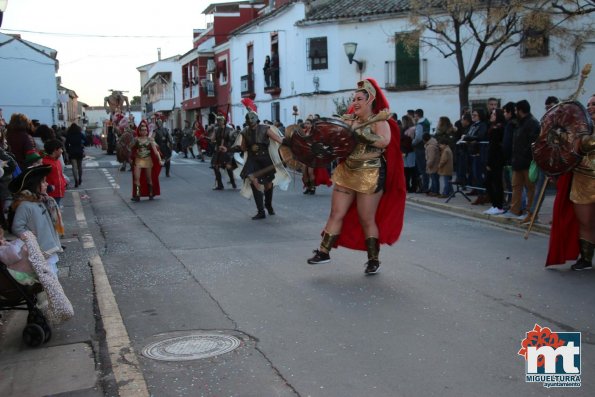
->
[483,207,496,214]
[492,208,505,215]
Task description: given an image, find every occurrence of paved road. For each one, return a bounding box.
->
[1,147,593,397]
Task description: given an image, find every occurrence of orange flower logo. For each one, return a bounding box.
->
[518,324,566,368]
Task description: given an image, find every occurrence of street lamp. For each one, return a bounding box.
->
[0,0,8,28]
[343,42,365,73]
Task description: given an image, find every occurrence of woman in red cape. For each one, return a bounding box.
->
[307,78,406,274]
[130,120,162,201]
[546,94,595,269]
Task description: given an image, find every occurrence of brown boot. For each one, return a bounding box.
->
[131,184,140,202]
[571,239,594,271]
[307,231,339,264]
[364,237,380,275]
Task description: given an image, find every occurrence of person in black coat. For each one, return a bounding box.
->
[64,123,86,187]
[509,100,540,217]
[483,109,506,214]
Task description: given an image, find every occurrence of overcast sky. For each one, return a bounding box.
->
[1,0,220,106]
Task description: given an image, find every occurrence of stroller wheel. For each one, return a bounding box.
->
[29,311,51,343]
[23,323,46,347]
[42,325,52,343]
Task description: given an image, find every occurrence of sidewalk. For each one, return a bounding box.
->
[0,191,103,396]
[406,188,553,236]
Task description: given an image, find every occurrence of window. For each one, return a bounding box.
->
[218,59,228,85]
[307,37,328,70]
[393,33,420,88]
[521,16,550,58]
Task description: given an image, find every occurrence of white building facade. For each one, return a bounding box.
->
[228,1,594,127]
[0,33,59,125]
[138,55,183,131]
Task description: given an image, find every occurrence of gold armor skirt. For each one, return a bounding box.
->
[332,157,383,194]
[135,157,153,169]
[570,171,595,205]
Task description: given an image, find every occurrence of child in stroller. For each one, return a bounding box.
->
[0,229,73,346]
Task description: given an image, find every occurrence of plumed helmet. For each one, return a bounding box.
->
[245,111,259,125]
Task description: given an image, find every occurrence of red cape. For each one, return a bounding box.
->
[131,144,162,197]
[313,168,332,187]
[335,118,406,251]
[545,173,579,266]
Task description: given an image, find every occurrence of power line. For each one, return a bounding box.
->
[0,28,187,39]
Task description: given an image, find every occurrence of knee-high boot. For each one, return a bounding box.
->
[148,184,154,200]
[251,185,265,219]
[364,237,380,274]
[571,239,594,271]
[227,168,237,189]
[131,184,140,202]
[213,168,224,190]
[264,188,275,215]
[307,230,339,264]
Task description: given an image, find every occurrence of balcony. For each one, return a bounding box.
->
[181,80,216,111]
[384,60,426,91]
[264,67,281,96]
[241,74,255,99]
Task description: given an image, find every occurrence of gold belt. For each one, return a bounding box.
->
[251,144,266,153]
[345,157,381,170]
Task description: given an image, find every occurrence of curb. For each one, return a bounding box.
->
[406,196,551,236]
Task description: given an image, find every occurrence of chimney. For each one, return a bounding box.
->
[157,48,162,61]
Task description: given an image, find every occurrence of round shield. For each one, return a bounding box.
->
[288,118,356,168]
[278,144,303,172]
[533,101,593,175]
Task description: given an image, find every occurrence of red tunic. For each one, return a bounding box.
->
[314,168,332,187]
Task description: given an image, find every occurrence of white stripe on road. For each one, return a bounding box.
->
[102,168,120,190]
[72,191,150,397]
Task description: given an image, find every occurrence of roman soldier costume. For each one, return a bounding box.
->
[211,116,237,189]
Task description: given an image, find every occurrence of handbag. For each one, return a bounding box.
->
[528,160,539,183]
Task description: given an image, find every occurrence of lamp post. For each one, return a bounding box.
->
[343,42,365,76]
[0,0,8,28]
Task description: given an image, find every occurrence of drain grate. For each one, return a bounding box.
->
[142,333,241,362]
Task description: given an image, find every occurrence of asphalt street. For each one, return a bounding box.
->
[1,146,593,397]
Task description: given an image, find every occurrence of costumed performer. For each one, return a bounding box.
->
[130,120,162,201]
[546,94,595,270]
[300,118,332,195]
[211,115,237,190]
[233,111,290,219]
[307,78,406,275]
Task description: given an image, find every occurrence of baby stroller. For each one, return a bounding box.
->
[0,260,52,347]
[0,231,73,347]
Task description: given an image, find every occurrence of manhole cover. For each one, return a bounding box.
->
[142,333,241,361]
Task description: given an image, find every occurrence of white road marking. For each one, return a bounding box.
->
[72,191,150,397]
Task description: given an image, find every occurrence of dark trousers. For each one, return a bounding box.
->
[486,167,504,209]
[404,167,417,192]
[414,148,428,192]
[163,160,171,176]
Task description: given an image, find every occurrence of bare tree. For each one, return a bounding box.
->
[406,0,594,111]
